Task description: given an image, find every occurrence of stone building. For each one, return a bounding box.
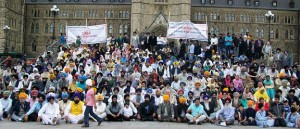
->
[1,0,300,61]
[0,0,25,53]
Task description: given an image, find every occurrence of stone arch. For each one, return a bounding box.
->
[149,24,167,36]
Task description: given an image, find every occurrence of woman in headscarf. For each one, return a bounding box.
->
[254,87,270,102]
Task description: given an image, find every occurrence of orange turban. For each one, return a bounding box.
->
[223,87,229,92]
[64,67,71,73]
[163,94,170,101]
[19,93,28,99]
[49,74,56,80]
[96,94,104,101]
[195,82,201,87]
[248,100,254,106]
[204,71,210,77]
[77,87,83,93]
[179,97,187,103]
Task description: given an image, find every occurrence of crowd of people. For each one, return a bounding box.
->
[0,31,299,128]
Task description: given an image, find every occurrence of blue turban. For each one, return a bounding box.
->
[203,95,210,100]
[79,75,87,81]
[61,72,67,78]
[62,92,69,99]
[73,92,81,98]
[47,96,55,102]
[147,88,153,94]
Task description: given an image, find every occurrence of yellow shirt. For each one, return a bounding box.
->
[68,82,77,92]
[70,101,84,115]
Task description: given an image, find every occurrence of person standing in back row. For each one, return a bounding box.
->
[82,79,103,128]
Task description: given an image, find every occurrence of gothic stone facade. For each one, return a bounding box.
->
[6,0,300,61]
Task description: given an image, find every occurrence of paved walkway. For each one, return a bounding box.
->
[0,119,288,129]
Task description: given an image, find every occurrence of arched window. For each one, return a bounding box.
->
[45,24,49,34]
[260,28,264,38]
[290,29,294,39]
[59,24,64,33]
[119,11,122,18]
[240,28,244,35]
[210,26,215,34]
[31,23,34,33]
[32,40,37,51]
[123,11,126,18]
[125,11,129,18]
[255,28,259,38]
[275,29,279,38]
[119,24,123,34]
[105,11,108,18]
[246,28,249,34]
[124,24,128,33]
[194,13,198,20]
[35,23,39,33]
[216,26,220,35]
[50,23,54,33]
[285,30,289,39]
[109,24,113,34]
[111,10,114,18]
[270,28,274,38]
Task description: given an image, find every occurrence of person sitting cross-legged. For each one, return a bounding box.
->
[240,100,256,126]
[215,98,235,126]
[157,95,175,122]
[64,93,85,124]
[138,94,156,121]
[8,93,30,122]
[37,95,61,125]
[25,94,46,121]
[186,98,206,125]
[106,95,124,121]
[285,107,299,128]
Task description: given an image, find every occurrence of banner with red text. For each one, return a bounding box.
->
[66,24,107,44]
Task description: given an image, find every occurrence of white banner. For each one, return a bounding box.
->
[167,21,208,41]
[66,24,107,44]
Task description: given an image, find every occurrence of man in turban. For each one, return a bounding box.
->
[240,100,256,126]
[58,92,71,117]
[138,94,156,121]
[28,90,39,108]
[157,95,174,122]
[201,95,216,123]
[105,95,124,121]
[8,93,30,122]
[25,94,46,121]
[0,90,12,119]
[64,93,85,124]
[215,98,235,126]
[45,74,59,93]
[94,94,107,119]
[38,94,60,125]
[176,97,188,122]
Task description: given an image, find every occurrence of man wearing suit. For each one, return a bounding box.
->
[255,37,264,59]
[8,93,30,122]
[144,32,151,50]
[282,51,292,68]
[273,48,284,70]
[157,95,174,122]
[149,32,157,51]
[200,95,216,122]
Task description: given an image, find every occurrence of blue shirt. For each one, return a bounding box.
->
[225,36,233,46]
[188,103,204,117]
[26,101,46,115]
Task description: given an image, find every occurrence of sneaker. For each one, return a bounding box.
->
[188,122,195,125]
[97,122,102,126]
[219,122,227,127]
[77,120,84,124]
[130,119,135,121]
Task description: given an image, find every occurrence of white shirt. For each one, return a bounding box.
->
[154,96,163,106]
[94,102,106,115]
[123,106,133,117]
[279,86,290,98]
[38,102,60,117]
[189,44,195,54]
[211,37,218,45]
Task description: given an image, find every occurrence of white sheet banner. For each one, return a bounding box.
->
[167,21,208,41]
[66,24,107,44]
